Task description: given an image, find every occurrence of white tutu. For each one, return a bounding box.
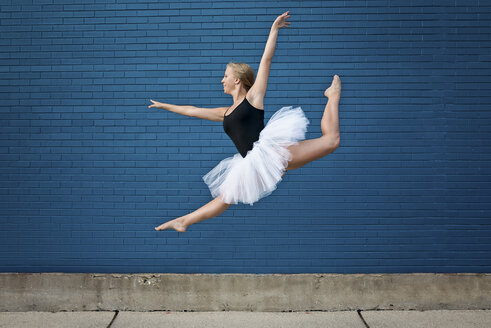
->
[202,106,310,206]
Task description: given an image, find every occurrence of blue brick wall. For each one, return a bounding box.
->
[1,0,490,274]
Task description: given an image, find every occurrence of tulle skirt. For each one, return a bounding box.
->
[202,106,310,206]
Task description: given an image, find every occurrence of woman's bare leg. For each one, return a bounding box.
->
[285,75,341,171]
[155,196,232,232]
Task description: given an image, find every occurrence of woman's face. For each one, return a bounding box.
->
[221,66,239,95]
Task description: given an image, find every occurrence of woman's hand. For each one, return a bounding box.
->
[272,11,291,30]
[148,99,163,109]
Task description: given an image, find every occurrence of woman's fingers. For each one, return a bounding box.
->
[274,11,291,29]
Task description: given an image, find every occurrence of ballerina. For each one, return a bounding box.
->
[149,11,341,232]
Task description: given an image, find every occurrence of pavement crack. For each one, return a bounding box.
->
[106,310,119,328]
[357,310,370,328]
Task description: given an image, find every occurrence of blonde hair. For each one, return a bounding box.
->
[227,62,255,91]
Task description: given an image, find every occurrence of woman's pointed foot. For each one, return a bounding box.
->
[155,217,187,232]
[325,75,341,99]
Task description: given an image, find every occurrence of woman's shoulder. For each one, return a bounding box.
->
[245,90,264,111]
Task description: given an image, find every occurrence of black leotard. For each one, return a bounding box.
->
[223,97,265,158]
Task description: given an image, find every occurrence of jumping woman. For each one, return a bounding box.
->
[149,11,341,232]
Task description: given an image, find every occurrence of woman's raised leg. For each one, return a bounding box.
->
[285,75,341,171]
[155,196,232,232]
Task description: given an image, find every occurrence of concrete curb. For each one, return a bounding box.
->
[1,273,490,312]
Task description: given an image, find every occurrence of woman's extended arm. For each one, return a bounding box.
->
[148,100,196,116]
[148,100,226,122]
[249,11,291,102]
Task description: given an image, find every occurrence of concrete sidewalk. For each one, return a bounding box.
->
[1,310,490,328]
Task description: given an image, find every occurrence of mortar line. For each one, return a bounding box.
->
[357,310,370,328]
[106,310,119,328]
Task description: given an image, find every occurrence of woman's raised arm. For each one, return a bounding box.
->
[249,11,291,102]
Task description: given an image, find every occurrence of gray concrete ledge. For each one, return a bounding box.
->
[1,273,490,312]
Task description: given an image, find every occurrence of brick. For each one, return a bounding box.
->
[1,0,490,274]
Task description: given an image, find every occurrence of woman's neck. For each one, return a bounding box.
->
[231,88,247,104]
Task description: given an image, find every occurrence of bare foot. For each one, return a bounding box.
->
[324,75,341,99]
[155,217,187,232]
